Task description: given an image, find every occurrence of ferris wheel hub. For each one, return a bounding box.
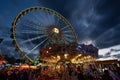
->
[52,28,59,34]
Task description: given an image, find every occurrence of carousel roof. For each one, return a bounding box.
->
[40,43,98,57]
[40,43,98,63]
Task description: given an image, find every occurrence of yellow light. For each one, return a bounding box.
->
[21,65,29,68]
[57,65,60,69]
[57,55,61,59]
[51,56,56,59]
[30,66,37,69]
[78,54,82,57]
[71,59,75,63]
[88,56,91,58]
[64,54,68,58]
[53,28,59,33]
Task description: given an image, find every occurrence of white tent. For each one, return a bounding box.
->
[96,56,119,61]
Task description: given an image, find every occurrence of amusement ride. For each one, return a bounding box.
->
[10,6,79,63]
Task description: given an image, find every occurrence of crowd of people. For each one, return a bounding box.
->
[0,64,120,80]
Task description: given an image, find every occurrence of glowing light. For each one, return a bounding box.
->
[46,51,49,53]
[57,55,61,59]
[21,65,29,68]
[30,66,37,69]
[51,56,56,59]
[49,47,52,49]
[64,54,68,59]
[53,28,59,34]
[78,54,82,57]
[88,56,91,58]
[71,59,76,63]
[0,61,3,64]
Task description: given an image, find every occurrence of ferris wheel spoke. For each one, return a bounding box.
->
[55,17,60,26]
[20,35,47,44]
[62,37,69,44]
[16,30,45,34]
[22,20,45,30]
[45,12,52,25]
[31,12,42,24]
[63,34,74,39]
[33,12,49,25]
[45,13,50,25]
[64,37,73,43]
[43,40,50,47]
[28,37,48,54]
[61,36,68,43]
[47,13,55,24]
[62,30,72,33]
[61,26,68,31]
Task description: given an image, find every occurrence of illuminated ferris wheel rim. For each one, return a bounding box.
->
[11,6,78,62]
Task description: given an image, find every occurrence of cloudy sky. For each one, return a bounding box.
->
[0,0,120,59]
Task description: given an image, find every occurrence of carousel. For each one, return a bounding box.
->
[39,43,98,74]
[40,43,98,64]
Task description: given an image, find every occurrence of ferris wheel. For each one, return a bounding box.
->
[10,6,78,62]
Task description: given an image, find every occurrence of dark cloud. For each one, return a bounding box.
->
[0,40,20,58]
[61,0,120,49]
[37,0,69,17]
[95,24,120,48]
[0,0,120,58]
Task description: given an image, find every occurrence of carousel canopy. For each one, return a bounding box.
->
[40,43,98,63]
[40,43,98,58]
